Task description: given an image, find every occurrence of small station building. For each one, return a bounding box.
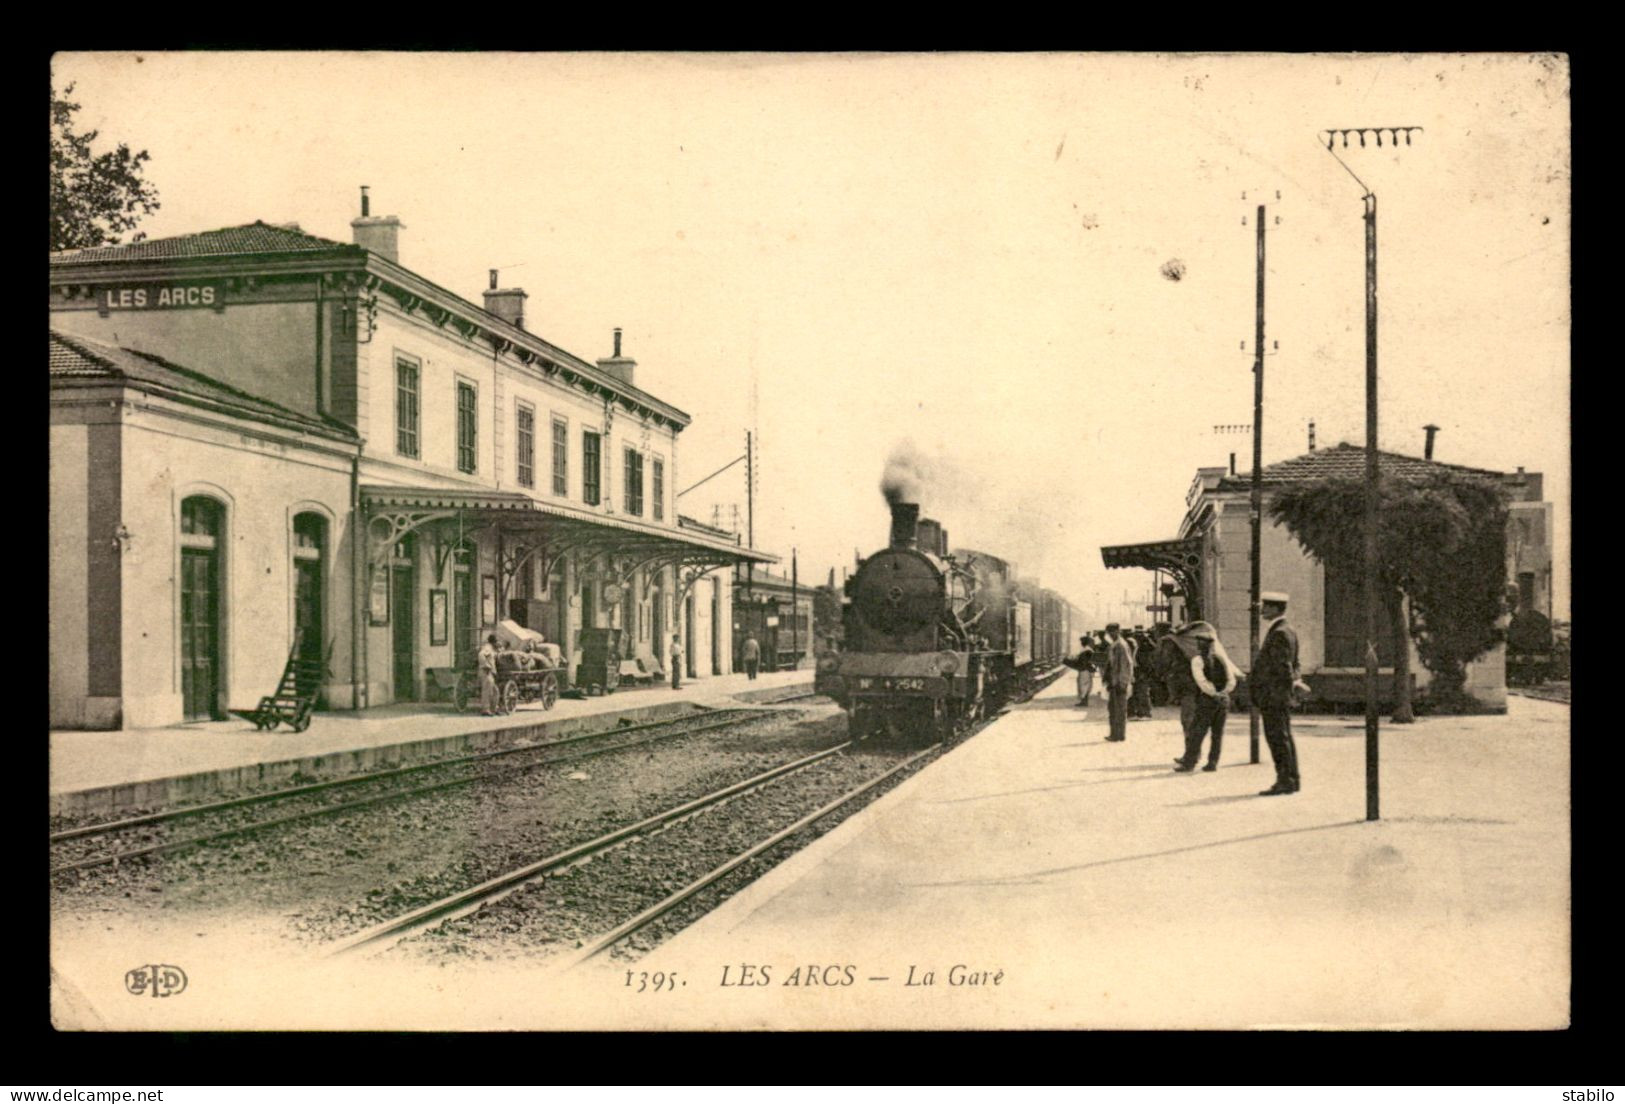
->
[1100,441,1553,711]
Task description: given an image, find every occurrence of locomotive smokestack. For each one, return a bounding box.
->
[890,502,920,550]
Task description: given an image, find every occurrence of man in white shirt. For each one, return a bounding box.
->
[670,633,685,690]
[1173,628,1242,772]
[477,633,500,716]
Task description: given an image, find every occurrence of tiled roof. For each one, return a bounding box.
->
[1216,442,1503,491]
[49,221,355,266]
[48,330,358,440]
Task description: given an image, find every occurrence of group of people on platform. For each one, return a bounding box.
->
[1063,592,1311,797]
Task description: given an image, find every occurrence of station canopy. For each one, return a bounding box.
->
[362,484,775,601]
[1099,536,1204,619]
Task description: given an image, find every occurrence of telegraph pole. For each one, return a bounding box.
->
[1323,125,1421,823]
[1363,188,1380,822]
[1249,202,1266,766]
[745,430,754,550]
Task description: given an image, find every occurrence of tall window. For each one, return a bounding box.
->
[395,357,420,458]
[1324,558,1397,668]
[583,430,601,505]
[515,402,535,488]
[624,447,644,516]
[551,417,568,496]
[652,457,664,521]
[456,381,477,474]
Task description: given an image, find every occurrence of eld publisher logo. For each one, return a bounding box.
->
[124,964,187,998]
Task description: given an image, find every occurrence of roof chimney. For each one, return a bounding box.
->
[1307,419,1317,451]
[596,327,637,389]
[1228,452,1237,476]
[351,186,404,264]
[1423,423,1440,460]
[482,268,528,330]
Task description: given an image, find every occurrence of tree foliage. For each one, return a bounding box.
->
[50,83,160,252]
[1269,471,1509,711]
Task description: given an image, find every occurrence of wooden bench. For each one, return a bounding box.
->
[618,658,656,686]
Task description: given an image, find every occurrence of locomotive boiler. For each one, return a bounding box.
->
[814,499,1069,741]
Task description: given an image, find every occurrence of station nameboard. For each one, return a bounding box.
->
[102,284,221,310]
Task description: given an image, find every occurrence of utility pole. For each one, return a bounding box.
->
[1363,188,1380,822]
[744,430,754,609]
[1323,125,1421,823]
[1249,202,1266,766]
[791,548,799,669]
[745,430,754,550]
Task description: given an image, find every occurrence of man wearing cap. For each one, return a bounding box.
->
[1102,623,1135,742]
[1254,591,1310,795]
[1173,624,1243,773]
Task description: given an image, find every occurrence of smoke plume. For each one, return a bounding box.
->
[880,439,931,506]
[877,438,1068,591]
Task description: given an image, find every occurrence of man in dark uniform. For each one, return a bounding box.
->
[1102,623,1134,742]
[1129,629,1155,718]
[1254,591,1309,796]
[1147,623,1174,706]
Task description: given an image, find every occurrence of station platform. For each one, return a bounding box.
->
[49,668,812,816]
[638,677,1570,1031]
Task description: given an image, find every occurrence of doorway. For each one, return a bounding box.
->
[453,541,474,669]
[391,536,416,700]
[292,514,326,700]
[179,496,223,721]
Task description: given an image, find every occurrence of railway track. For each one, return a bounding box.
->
[326,737,881,958]
[50,706,781,877]
[554,743,937,969]
[332,670,1064,964]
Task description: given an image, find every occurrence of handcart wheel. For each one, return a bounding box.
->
[539,673,559,711]
[501,679,519,715]
[454,675,472,713]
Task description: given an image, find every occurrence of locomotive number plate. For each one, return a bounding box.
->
[855,677,934,693]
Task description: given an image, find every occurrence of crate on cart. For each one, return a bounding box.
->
[451,620,568,714]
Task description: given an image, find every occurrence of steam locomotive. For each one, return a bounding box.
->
[814,499,1072,741]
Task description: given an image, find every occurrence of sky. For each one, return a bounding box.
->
[52,52,1571,622]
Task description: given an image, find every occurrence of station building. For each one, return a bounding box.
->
[50,199,770,729]
[1101,441,1553,711]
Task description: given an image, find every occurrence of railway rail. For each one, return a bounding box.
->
[50,706,779,877]
[326,738,867,958]
[331,665,1064,964]
[555,743,938,969]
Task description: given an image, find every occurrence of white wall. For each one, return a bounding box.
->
[118,408,355,727]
